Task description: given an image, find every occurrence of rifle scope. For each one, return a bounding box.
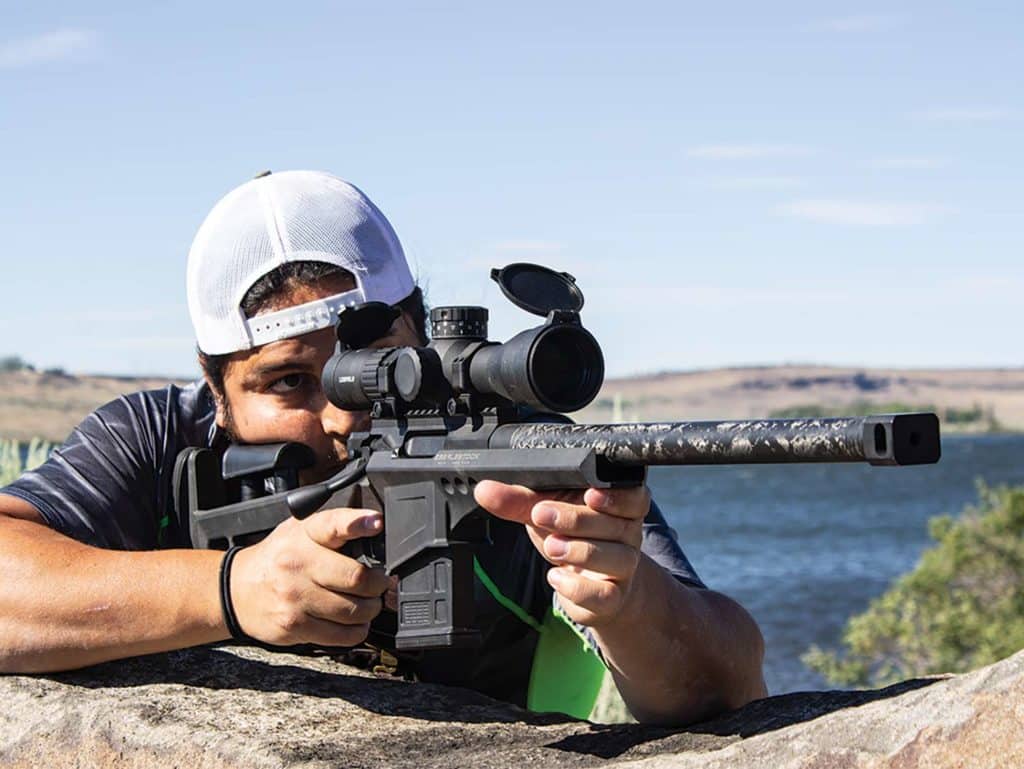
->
[321,304,605,414]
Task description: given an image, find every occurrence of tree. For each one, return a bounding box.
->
[803,484,1024,687]
[0,355,31,372]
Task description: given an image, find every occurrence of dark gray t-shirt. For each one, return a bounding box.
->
[2,380,704,704]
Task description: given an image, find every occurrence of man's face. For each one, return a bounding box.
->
[214,274,422,483]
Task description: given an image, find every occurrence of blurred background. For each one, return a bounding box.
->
[2,2,1022,696]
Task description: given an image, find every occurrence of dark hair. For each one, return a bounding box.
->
[198,261,428,397]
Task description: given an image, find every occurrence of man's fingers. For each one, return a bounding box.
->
[384,575,399,612]
[304,588,383,626]
[582,486,651,520]
[542,535,639,580]
[307,550,391,598]
[474,480,581,524]
[291,615,372,648]
[303,507,382,549]
[547,569,625,626]
[529,501,643,547]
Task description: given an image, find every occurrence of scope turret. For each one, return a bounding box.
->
[430,306,488,340]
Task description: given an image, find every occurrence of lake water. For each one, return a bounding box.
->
[648,434,1024,694]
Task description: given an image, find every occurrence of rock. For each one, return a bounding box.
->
[0,645,1021,768]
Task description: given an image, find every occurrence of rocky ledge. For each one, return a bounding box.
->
[1,645,1021,768]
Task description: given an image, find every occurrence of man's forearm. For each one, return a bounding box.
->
[0,515,229,673]
[592,554,767,725]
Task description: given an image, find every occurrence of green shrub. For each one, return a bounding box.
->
[0,438,53,487]
[0,355,31,373]
[944,405,984,424]
[803,483,1024,687]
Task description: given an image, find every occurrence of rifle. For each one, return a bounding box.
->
[174,263,941,651]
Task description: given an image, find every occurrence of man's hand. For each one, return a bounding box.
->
[229,508,389,646]
[473,481,650,627]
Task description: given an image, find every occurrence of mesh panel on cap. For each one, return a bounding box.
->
[188,180,281,349]
[271,174,397,276]
[187,170,415,354]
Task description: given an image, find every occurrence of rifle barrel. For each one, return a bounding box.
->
[491,413,940,467]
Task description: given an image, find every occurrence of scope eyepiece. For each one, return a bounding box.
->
[322,348,392,410]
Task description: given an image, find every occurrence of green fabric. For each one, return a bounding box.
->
[473,557,543,632]
[526,605,607,719]
[472,557,606,720]
[157,514,170,547]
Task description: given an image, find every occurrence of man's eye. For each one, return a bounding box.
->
[268,373,309,394]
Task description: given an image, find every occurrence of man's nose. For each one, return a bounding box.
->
[320,400,370,438]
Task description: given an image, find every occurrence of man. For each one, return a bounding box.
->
[0,170,766,725]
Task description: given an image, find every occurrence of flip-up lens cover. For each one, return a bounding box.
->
[490,263,585,317]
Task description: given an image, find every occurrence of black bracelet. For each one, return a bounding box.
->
[218,546,323,654]
[219,545,258,644]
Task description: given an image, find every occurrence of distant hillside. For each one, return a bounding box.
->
[0,370,192,442]
[2,365,1023,443]
[576,365,1024,432]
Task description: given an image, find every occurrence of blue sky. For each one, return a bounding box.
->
[1,2,1021,378]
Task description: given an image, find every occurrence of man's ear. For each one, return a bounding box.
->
[211,393,229,429]
[199,367,230,429]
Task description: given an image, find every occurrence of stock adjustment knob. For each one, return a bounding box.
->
[430,306,489,340]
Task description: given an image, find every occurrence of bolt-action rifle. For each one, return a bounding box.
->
[174,263,941,651]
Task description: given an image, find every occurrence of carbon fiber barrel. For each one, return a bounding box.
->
[490,413,940,466]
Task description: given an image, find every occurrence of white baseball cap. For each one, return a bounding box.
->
[187,170,415,355]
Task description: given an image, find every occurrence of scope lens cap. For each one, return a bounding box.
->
[335,302,401,349]
[490,263,585,317]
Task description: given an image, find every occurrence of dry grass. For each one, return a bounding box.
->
[576,365,1024,431]
[0,370,190,442]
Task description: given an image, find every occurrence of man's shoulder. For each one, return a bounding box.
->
[151,379,214,422]
[88,378,217,449]
[3,379,217,549]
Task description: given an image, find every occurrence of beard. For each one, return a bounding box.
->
[219,404,353,486]
[304,444,349,485]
